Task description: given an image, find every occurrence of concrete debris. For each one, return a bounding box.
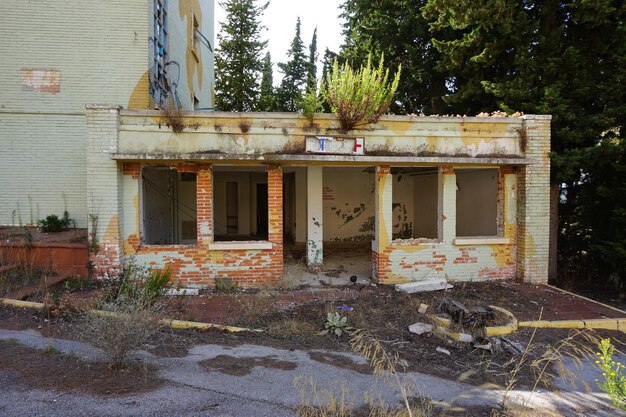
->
[457,333,474,343]
[474,342,493,353]
[436,346,451,356]
[395,278,453,294]
[166,288,199,296]
[501,337,524,355]
[418,303,429,314]
[408,322,433,335]
[436,298,495,328]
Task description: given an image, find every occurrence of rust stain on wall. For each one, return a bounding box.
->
[21,69,61,93]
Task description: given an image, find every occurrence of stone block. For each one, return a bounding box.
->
[396,279,453,293]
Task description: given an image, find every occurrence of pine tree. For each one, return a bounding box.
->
[258,52,276,111]
[276,18,308,111]
[306,27,318,93]
[214,0,268,111]
[340,0,449,114]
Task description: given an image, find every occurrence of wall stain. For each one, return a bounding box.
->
[179,0,204,102]
[128,70,150,109]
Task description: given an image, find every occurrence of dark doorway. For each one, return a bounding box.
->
[256,183,268,239]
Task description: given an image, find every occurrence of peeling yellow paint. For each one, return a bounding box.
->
[128,70,150,109]
[103,215,120,244]
[179,0,203,101]
[124,235,138,255]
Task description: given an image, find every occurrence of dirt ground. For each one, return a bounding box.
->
[0,226,87,246]
[0,339,163,396]
[0,223,623,414]
[3,279,626,394]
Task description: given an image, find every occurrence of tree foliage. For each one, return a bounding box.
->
[214,0,268,111]
[341,0,626,285]
[341,0,449,115]
[258,52,276,111]
[306,27,318,93]
[276,18,309,111]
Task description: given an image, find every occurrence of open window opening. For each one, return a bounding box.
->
[456,168,498,237]
[213,166,268,242]
[392,167,439,240]
[142,166,197,245]
[191,12,200,60]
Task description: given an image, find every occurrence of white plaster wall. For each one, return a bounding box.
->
[392,173,414,239]
[165,0,214,109]
[322,168,375,242]
[456,169,498,236]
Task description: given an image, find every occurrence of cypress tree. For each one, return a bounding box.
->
[306,27,318,93]
[258,52,276,111]
[214,0,268,111]
[276,18,308,111]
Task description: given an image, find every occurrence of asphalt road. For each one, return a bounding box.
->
[0,328,620,416]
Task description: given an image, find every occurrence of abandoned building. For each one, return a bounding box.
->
[0,1,551,288]
[86,108,550,286]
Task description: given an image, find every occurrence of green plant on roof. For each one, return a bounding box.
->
[323,54,401,132]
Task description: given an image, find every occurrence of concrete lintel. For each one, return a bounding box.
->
[453,237,511,246]
[86,104,123,110]
[118,109,535,124]
[207,241,273,251]
[110,152,530,166]
[520,114,552,120]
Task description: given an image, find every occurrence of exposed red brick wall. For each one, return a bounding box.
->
[0,243,88,278]
[118,163,284,288]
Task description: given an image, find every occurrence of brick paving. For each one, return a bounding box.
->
[176,287,368,324]
[512,283,626,321]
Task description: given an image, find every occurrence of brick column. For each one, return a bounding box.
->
[439,165,456,244]
[86,104,122,278]
[517,115,551,283]
[196,164,213,245]
[267,165,283,244]
[267,165,284,282]
[372,165,392,280]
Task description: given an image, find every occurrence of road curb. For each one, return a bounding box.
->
[0,297,263,333]
[418,301,626,339]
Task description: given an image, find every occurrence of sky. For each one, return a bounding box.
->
[214,0,345,83]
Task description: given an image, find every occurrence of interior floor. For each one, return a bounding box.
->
[283,241,372,287]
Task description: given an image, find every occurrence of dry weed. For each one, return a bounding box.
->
[76,297,166,368]
[295,376,354,417]
[235,291,277,325]
[268,319,317,338]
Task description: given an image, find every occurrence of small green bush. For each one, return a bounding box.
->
[102,258,171,305]
[214,277,237,293]
[320,312,353,338]
[300,88,324,122]
[38,211,72,233]
[324,55,401,131]
[596,338,626,411]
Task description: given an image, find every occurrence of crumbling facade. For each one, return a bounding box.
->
[87,107,551,285]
